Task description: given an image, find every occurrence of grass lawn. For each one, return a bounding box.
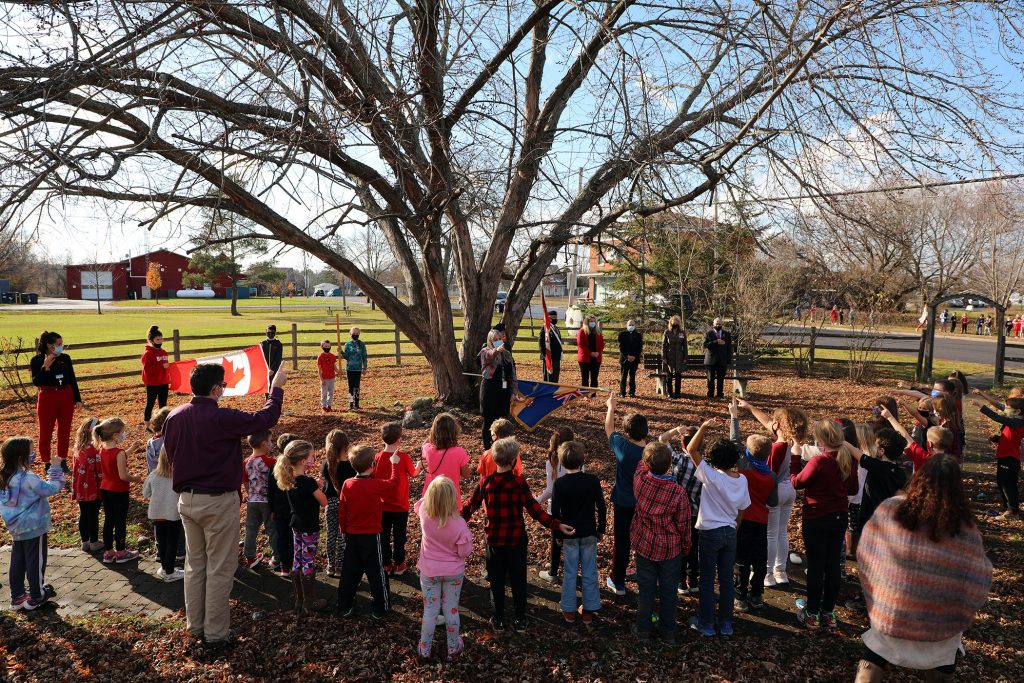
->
[106,296,356,308]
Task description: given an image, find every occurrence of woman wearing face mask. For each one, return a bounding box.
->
[141,326,171,430]
[479,329,517,449]
[576,315,604,388]
[342,327,368,409]
[31,330,83,470]
[661,316,688,399]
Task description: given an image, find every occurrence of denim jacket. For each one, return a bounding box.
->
[0,467,65,541]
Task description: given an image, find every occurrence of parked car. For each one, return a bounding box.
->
[495,291,507,313]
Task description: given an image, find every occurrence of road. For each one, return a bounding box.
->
[769,324,1019,369]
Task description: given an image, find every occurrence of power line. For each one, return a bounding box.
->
[741,172,1024,203]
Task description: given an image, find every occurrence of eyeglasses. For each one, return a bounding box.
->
[218,382,228,388]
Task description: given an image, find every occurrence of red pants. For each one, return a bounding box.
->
[37,387,75,463]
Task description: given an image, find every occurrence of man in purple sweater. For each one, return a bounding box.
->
[163,363,287,651]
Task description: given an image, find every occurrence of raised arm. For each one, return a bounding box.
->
[898,399,929,427]
[728,398,743,447]
[604,391,617,439]
[736,398,773,433]
[971,387,1003,409]
[880,407,912,443]
[687,419,716,467]
[892,388,928,399]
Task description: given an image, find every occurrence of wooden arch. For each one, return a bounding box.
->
[922,292,1006,386]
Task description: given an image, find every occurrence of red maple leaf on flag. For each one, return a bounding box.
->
[221,357,247,389]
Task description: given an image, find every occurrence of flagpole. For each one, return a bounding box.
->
[462,373,610,393]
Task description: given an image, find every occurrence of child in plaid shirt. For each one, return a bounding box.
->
[630,441,691,645]
[462,437,575,631]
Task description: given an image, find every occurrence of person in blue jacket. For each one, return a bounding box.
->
[0,436,66,610]
[342,327,368,409]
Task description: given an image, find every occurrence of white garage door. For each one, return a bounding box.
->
[81,271,114,300]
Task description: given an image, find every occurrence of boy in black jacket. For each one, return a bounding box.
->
[551,440,606,625]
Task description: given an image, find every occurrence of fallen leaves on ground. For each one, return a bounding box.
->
[1,361,1023,681]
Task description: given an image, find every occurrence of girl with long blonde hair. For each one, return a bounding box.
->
[415,476,472,660]
[790,419,859,630]
[274,440,328,615]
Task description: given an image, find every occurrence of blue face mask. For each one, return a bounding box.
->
[930,389,942,398]
[27,450,36,465]
[588,322,596,329]
[53,345,64,355]
[493,340,504,348]
[627,325,635,332]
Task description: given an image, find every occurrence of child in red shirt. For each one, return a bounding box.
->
[337,445,401,619]
[316,340,337,412]
[72,417,102,551]
[978,396,1024,519]
[477,419,520,483]
[372,422,421,575]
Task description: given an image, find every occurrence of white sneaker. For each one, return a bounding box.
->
[156,567,169,581]
[774,571,789,585]
[763,574,777,587]
[164,568,185,583]
[789,553,803,565]
[538,570,558,583]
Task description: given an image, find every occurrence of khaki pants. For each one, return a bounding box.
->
[178,491,240,642]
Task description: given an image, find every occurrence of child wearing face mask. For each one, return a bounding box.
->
[95,418,142,564]
[342,327,368,410]
[0,436,65,610]
[316,339,338,412]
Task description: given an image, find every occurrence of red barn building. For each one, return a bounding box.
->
[65,249,239,301]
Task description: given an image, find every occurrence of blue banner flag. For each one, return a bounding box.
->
[510,380,598,431]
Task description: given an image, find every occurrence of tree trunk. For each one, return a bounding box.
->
[230,275,240,316]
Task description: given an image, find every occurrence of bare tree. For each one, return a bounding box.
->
[2,2,1024,402]
[964,182,1024,308]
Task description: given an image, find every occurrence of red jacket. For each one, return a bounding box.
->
[790,451,858,520]
[141,344,170,386]
[576,328,605,363]
[338,464,399,534]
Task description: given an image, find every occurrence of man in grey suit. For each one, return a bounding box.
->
[702,317,732,399]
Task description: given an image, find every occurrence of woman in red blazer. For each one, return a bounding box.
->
[141,325,171,429]
[576,314,604,388]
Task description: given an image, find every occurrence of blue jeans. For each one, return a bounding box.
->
[635,553,681,639]
[698,525,737,627]
[560,536,601,613]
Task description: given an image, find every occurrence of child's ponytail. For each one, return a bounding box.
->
[74,417,98,456]
[547,426,574,469]
[324,429,350,492]
[812,419,854,481]
[0,437,32,491]
[274,439,313,491]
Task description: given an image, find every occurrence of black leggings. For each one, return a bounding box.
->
[579,361,601,388]
[78,499,101,543]
[154,520,182,574]
[144,384,169,422]
[101,489,130,551]
[997,457,1021,513]
[549,533,561,575]
[803,511,847,615]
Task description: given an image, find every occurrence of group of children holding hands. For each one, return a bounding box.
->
[2,365,1019,660]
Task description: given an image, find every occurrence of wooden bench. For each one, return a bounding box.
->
[644,353,760,397]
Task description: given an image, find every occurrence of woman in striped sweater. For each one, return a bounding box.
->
[855,454,992,683]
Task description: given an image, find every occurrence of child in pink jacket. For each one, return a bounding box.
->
[416,476,473,660]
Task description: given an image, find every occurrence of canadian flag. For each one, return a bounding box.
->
[168,345,270,396]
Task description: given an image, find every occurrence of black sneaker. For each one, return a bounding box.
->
[512,618,528,633]
[735,596,749,612]
[748,594,765,609]
[488,616,506,631]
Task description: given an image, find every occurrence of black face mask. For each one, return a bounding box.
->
[322,346,331,352]
[352,334,360,340]
[267,332,276,339]
[714,325,722,331]
[153,342,162,348]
